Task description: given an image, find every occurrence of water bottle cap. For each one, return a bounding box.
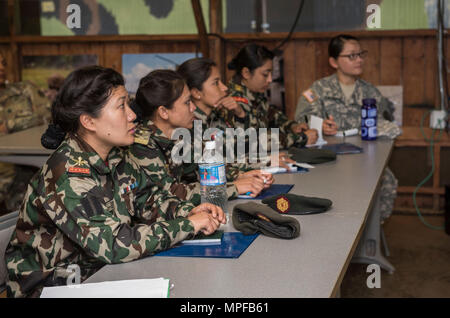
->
[205,141,215,150]
[362,98,376,106]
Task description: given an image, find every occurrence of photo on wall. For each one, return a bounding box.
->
[122,53,201,95]
[21,55,98,101]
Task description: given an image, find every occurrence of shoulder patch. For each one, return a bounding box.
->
[232,96,249,105]
[302,89,317,104]
[134,129,151,145]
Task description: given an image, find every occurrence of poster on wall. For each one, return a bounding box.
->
[122,53,200,95]
[21,55,98,101]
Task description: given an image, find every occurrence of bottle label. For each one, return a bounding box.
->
[361,109,367,118]
[199,164,226,186]
[368,108,377,118]
[365,118,376,127]
[368,126,377,138]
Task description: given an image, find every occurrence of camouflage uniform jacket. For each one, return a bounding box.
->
[0,81,52,212]
[5,134,195,298]
[193,106,269,180]
[0,81,51,136]
[295,74,399,221]
[228,80,308,150]
[294,74,401,139]
[129,119,238,205]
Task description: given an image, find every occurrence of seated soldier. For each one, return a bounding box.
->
[0,52,51,215]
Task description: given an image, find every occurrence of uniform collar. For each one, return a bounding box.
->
[229,80,265,104]
[65,134,124,175]
[327,73,363,99]
[193,106,209,122]
[138,118,174,152]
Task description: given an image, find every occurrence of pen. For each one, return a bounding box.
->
[324,111,333,127]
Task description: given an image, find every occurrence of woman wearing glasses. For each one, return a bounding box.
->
[295,34,400,223]
[295,34,397,137]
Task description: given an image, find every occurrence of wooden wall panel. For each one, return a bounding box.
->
[291,40,316,119]
[359,38,380,85]
[282,42,296,120]
[424,37,438,107]
[0,30,448,125]
[379,38,402,85]
[402,38,426,126]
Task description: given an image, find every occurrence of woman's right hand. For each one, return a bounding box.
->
[270,152,295,169]
[323,115,338,135]
[188,203,226,235]
[233,175,265,197]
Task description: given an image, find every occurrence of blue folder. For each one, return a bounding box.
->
[317,142,363,154]
[238,184,294,200]
[155,232,259,258]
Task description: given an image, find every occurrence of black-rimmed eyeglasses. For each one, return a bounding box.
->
[338,50,368,61]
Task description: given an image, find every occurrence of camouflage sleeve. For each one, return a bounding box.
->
[226,182,238,200]
[44,174,195,264]
[294,88,324,122]
[266,104,295,135]
[232,98,253,130]
[378,95,396,122]
[130,144,202,207]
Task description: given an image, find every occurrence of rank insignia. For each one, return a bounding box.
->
[232,96,249,105]
[68,156,90,175]
[276,196,290,214]
[134,129,150,145]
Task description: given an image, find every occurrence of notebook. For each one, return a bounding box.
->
[319,142,363,154]
[155,232,259,258]
[238,184,294,199]
[40,278,171,298]
[181,230,223,245]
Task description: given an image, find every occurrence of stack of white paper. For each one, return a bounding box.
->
[306,115,328,147]
[40,278,170,298]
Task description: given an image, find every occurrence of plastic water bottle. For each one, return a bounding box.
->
[199,140,228,221]
[361,98,377,140]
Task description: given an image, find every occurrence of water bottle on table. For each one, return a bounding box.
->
[361,98,377,141]
[199,141,229,223]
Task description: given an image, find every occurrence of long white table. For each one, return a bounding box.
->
[84,136,394,298]
[0,125,52,167]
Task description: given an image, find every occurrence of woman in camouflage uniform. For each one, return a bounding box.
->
[5,66,224,297]
[129,69,272,202]
[177,58,279,185]
[227,44,318,150]
[295,34,400,221]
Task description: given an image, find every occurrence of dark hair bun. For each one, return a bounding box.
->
[41,123,66,149]
[227,59,237,70]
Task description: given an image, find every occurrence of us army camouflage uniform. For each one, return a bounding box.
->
[5,134,195,298]
[228,81,308,151]
[129,119,238,206]
[295,74,400,221]
[193,106,270,181]
[0,81,51,214]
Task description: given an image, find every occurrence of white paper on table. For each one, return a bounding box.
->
[306,115,328,147]
[40,278,170,298]
[294,162,315,169]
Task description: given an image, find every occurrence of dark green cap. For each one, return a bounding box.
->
[232,202,300,239]
[262,193,332,215]
[288,147,336,164]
